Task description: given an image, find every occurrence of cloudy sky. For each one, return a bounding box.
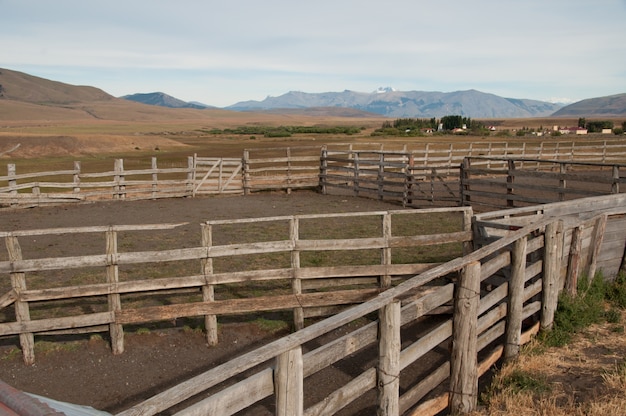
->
[2,0,625,107]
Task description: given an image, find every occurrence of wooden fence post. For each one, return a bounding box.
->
[558,163,567,201]
[460,158,471,207]
[611,165,620,194]
[286,147,292,195]
[151,157,158,199]
[8,164,17,206]
[380,213,393,289]
[541,221,563,331]
[319,146,328,194]
[243,150,250,195]
[353,152,360,197]
[106,228,124,355]
[275,347,303,416]
[450,261,480,414]
[505,236,527,361]
[5,235,35,365]
[73,161,81,194]
[506,159,515,208]
[291,217,304,331]
[201,223,219,346]
[114,159,125,199]
[405,154,414,207]
[186,156,194,197]
[565,224,584,296]
[378,300,401,416]
[377,153,385,201]
[586,215,607,279]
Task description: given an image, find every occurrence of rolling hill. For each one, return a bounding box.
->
[551,93,626,116]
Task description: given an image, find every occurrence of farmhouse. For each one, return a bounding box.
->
[558,126,588,135]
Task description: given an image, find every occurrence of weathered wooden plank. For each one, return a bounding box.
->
[115,289,380,325]
[399,283,454,325]
[399,320,452,371]
[304,368,376,416]
[399,361,450,415]
[0,312,114,336]
[0,289,17,308]
[303,321,378,377]
[173,369,274,416]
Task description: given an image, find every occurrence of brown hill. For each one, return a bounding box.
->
[0,68,113,104]
[552,93,626,116]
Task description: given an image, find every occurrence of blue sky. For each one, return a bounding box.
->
[2,0,625,107]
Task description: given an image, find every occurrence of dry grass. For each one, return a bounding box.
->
[471,309,626,415]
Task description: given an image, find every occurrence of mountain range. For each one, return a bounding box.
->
[226,89,564,118]
[1,67,624,119]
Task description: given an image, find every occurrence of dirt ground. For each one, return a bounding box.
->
[0,191,421,415]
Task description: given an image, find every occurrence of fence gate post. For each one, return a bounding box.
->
[186,156,194,197]
[275,347,303,416]
[378,300,401,416]
[505,236,527,361]
[6,235,35,365]
[450,261,480,414]
[541,220,563,331]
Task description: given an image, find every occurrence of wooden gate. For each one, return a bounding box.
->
[192,155,243,196]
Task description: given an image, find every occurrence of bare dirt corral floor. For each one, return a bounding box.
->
[0,191,417,415]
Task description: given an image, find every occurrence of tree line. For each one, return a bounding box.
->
[372,116,487,136]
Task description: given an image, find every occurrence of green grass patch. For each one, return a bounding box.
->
[539,272,626,348]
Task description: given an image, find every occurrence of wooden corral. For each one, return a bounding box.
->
[3,138,626,209]
[0,208,473,365]
[2,142,626,415]
[115,216,575,416]
[110,194,626,416]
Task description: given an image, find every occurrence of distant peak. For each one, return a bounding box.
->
[374,86,396,94]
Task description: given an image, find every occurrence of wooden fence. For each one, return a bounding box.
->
[473,193,626,284]
[460,157,626,211]
[242,146,322,194]
[2,183,626,414]
[116,217,576,416]
[3,138,626,209]
[112,193,626,416]
[0,207,473,366]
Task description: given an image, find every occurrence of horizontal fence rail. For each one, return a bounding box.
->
[0,207,473,366]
